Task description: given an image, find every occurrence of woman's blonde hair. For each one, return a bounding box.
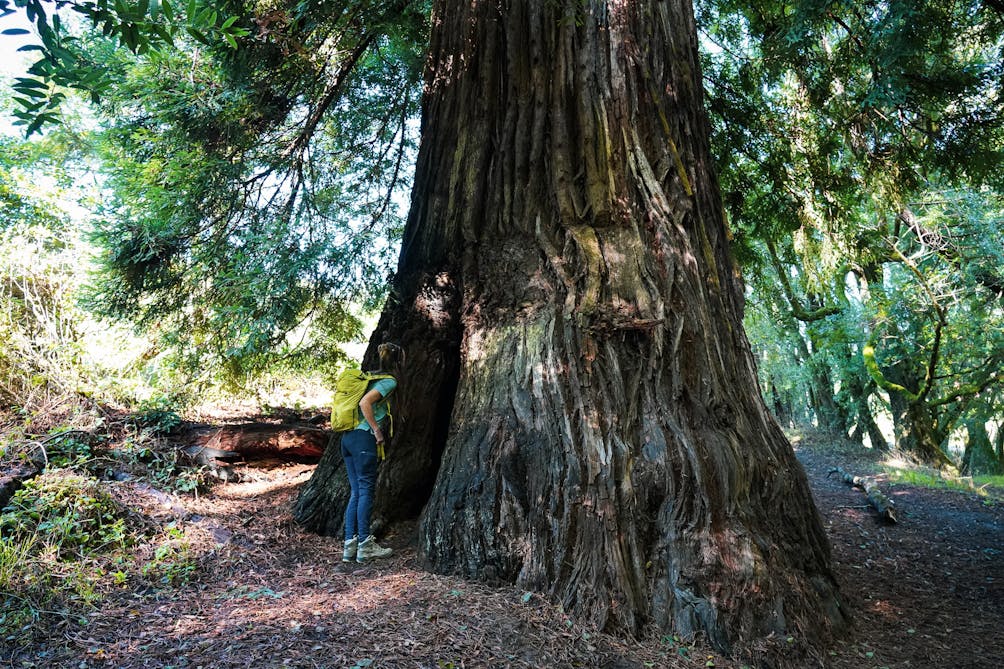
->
[377,342,405,371]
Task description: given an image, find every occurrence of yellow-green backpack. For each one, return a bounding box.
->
[330,369,396,433]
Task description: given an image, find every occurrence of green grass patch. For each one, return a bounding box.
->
[883,466,1004,500]
[974,474,1004,488]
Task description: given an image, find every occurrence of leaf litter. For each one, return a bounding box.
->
[5,432,1002,668]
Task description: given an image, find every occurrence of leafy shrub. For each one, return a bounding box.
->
[139,525,196,586]
[132,396,184,435]
[1,469,131,559]
[43,431,105,469]
[0,469,137,645]
[134,408,183,434]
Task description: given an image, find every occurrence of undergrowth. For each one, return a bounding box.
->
[6,401,209,496]
[0,469,132,647]
[0,394,218,651]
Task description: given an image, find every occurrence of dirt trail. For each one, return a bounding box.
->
[8,440,1003,668]
[795,444,1004,669]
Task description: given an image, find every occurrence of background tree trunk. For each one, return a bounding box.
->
[862,398,889,451]
[961,418,1003,475]
[844,376,888,450]
[768,380,792,427]
[299,0,846,652]
[996,424,1004,471]
[888,385,954,466]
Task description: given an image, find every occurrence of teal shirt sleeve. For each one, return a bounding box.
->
[356,377,397,432]
[371,377,397,398]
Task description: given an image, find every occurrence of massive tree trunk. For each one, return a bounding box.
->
[298,0,845,652]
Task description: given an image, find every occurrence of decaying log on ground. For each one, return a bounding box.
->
[181,423,331,465]
[0,437,52,508]
[828,467,898,523]
[0,462,41,508]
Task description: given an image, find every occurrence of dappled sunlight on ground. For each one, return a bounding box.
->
[209,470,314,500]
[866,598,903,618]
[12,429,1003,668]
[329,571,428,615]
[881,456,911,470]
[12,460,711,667]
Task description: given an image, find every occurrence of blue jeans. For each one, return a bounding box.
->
[341,429,378,542]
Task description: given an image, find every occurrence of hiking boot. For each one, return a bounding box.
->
[342,537,358,563]
[356,536,392,562]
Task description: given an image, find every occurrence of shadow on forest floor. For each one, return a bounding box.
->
[792,434,1004,669]
[5,429,1003,668]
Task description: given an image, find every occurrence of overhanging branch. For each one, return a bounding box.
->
[281,0,414,162]
[862,342,919,402]
[766,240,843,322]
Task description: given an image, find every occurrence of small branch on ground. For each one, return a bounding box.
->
[828,467,899,523]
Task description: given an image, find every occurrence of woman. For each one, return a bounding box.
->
[341,342,405,563]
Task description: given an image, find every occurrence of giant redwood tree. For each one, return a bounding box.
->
[295,0,846,652]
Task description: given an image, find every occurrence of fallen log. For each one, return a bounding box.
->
[0,437,51,508]
[0,462,41,509]
[827,467,898,523]
[181,423,332,465]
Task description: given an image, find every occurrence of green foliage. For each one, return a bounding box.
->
[0,0,250,135]
[0,468,200,645]
[0,137,92,409]
[702,0,1004,277]
[1,469,131,558]
[703,0,1004,194]
[0,469,130,643]
[0,135,178,417]
[1,2,426,394]
[43,430,96,467]
[139,524,195,586]
[700,1,1004,461]
[131,397,183,435]
[60,0,430,388]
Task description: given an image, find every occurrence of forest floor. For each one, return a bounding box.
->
[5,427,1003,669]
[792,435,1004,669]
